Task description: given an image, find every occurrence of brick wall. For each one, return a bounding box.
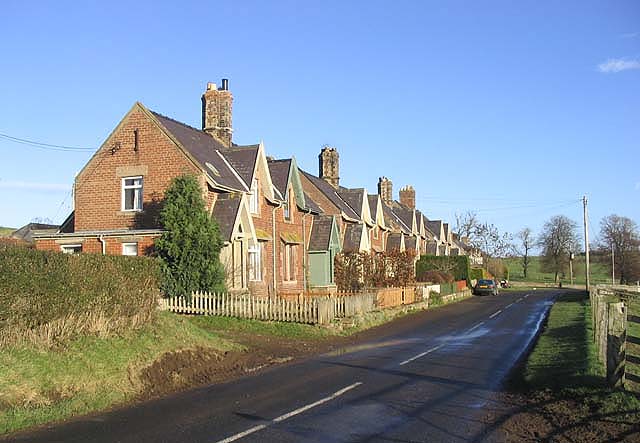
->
[74,105,201,232]
[35,235,157,256]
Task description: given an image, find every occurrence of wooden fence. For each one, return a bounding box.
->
[160,291,376,325]
[590,285,640,391]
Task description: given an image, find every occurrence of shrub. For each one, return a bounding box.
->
[0,244,160,347]
[155,175,226,297]
[335,250,416,291]
[439,282,456,296]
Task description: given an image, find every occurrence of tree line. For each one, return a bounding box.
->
[456,211,640,285]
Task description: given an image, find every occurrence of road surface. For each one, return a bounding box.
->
[7,290,557,443]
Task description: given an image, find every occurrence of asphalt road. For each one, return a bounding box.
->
[7,290,558,443]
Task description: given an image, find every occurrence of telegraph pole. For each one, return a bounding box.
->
[583,196,590,291]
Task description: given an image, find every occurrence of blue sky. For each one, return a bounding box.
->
[1,0,638,245]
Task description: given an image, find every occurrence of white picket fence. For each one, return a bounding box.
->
[160,291,377,325]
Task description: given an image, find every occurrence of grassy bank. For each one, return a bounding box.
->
[513,291,640,418]
[0,313,237,435]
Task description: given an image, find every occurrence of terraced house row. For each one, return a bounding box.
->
[34,80,477,297]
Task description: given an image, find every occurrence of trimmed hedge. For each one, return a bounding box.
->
[416,255,471,283]
[0,244,160,346]
[439,282,456,296]
[469,267,486,281]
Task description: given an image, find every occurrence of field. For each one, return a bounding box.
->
[0,227,15,237]
[504,255,612,285]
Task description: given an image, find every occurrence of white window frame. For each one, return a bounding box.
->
[283,191,293,222]
[121,176,143,212]
[248,243,262,281]
[122,242,138,256]
[283,243,296,282]
[61,244,82,254]
[249,178,260,214]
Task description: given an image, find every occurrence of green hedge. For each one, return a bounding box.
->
[439,282,456,296]
[0,244,160,346]
[416,255,471,282]
[469,267,486,281]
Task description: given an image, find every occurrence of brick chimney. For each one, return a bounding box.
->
[202,79,233,148]
[399,185,415,209]
[378,177,393,205]
[319,146,339,188]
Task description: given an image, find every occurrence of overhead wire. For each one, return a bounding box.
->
[0,132,94,152]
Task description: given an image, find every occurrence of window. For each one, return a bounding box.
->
[122,242,138,256]
[248,243,262,281]
[122,176,143,211]
[283,191,293,222]
[373,226,379,239]
[283,243,296,281]
[61,244,82,254]
[249,178,259,214]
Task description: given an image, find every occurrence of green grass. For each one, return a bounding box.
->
[189,315,335,340]
[516,291,640,415]
[0,312,237,435]
[0,227,15,237]
[505,256,611,285]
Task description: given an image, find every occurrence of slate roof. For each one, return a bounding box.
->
[219,145,259,186]
[342,223,364,252]
[404,236,417,251]
[337,188,365,218]
[267,159,291,198]
[426,220,443,239]
[368,195,380,221]
[300,170,360,220]
[381,202,411,234]
[151,111,247,192]
[390,202,414,233]
[303,192,322,214]
[386,233,403,251]
[308,215,334,251]
[211,193,242,242]
[12,223,59,242]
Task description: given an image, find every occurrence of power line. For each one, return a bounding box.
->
[0,132,94,152]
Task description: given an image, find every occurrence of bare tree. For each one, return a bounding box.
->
[455,211,480,241]
[598,214,640,284]
[516,227,534,279]
[538,215,580,283]
[455,211,512,258]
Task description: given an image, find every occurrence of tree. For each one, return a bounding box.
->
[515,227,534,279]
[455,211,512,258]
[538,215,580,283]
[598,215,640,284]
[155,175,226,297]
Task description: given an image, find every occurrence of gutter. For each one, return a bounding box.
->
[271,200,283,297]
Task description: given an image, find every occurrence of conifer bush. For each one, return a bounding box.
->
[155,175,226,297]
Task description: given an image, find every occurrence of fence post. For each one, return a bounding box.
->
[607,302,627,388]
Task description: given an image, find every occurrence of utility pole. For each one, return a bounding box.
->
[612,244,615,285]
[583,196,590,291]
[569,251,574,285]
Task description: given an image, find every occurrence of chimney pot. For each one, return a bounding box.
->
[221,78,229,91]
[207,82,216,91]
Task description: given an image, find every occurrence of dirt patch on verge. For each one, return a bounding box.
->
[487,390,640,442]
[137,332,348,400]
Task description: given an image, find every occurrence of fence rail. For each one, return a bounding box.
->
[160,291,377,325]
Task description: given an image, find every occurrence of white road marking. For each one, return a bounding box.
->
[399,344,444,366]
[489,310,502,319]
[215,382,363,443]
[524,293,530,298]
[505,303,514,309]
[467,321,485,333]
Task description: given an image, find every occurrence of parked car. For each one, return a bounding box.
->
[474,279,499,296]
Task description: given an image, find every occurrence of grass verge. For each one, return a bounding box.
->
[0,312,237,435]
[512,291,640,418]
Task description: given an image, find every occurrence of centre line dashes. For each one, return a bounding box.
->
[399,344,444,366]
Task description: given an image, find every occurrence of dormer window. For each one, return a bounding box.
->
[122,176,143,211]
[249,178,259,214]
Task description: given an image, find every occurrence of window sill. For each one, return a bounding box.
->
[118,210,142,216]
